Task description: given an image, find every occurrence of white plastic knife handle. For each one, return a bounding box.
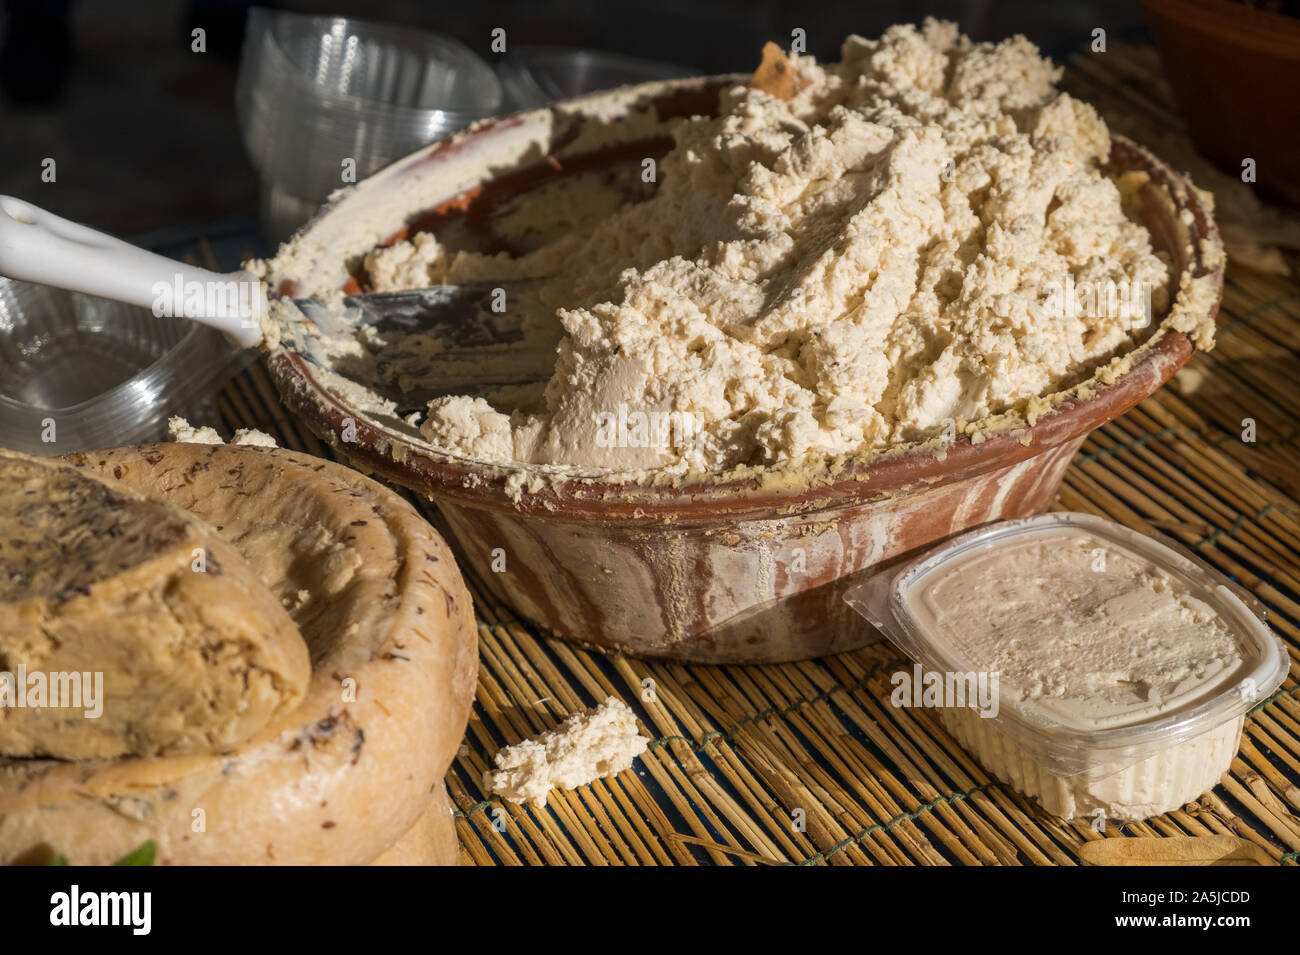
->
[0,195,264,348]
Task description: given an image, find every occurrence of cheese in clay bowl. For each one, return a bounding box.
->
[0,451,309,759]
[0,444,477,866]
[259,25,1224,662]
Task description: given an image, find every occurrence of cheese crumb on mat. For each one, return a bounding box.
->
[482,697,649,807]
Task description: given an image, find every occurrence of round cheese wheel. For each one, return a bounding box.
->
[0,450,310,759]
[369,783,460,865]
[0,444,477,865]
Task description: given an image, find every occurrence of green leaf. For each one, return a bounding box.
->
[48,854,69,866]
[113,841,157,866]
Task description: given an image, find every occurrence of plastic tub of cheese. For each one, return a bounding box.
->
[257,25,1225,662]
[844,513,1289,821]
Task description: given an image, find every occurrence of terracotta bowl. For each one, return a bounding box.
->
[262,78,1224,662]
[1142,0,1300,207]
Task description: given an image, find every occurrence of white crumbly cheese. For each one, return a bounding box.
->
[231,428,279,448]
[167,415,224,445]
[167,416,278,448]
[365,232,448,291]
[368,20,1170,474]
[908,530,1244,729]
[482,697,649,807]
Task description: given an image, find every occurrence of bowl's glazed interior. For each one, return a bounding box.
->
[264,77,1223,661]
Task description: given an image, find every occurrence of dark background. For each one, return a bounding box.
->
[0,0,1152,238]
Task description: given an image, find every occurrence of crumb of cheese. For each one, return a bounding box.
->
[167,415,223,445]
[168,416,278,448]
[231,428,279,448]
[482,697,648,807]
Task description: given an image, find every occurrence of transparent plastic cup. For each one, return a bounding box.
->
[236,9,503,241]
[496,47,693,108]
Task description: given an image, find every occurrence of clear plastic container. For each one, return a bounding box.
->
[0,278,250,454]
[844,513,1289,820]
[497,47,692,109]
[236,9,503,242]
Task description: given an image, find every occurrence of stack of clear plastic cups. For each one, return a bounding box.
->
[236,9,504,243]
[496,47,693,109]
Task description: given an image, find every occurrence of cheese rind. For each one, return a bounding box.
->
[483,697,648,807]
[369,783,460,866]
[0,452,310,759]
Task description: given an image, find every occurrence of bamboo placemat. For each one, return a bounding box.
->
[212,46,1300,865]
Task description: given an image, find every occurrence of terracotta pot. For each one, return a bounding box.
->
[263,78,1223,662]
[1142,0,1300,206]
